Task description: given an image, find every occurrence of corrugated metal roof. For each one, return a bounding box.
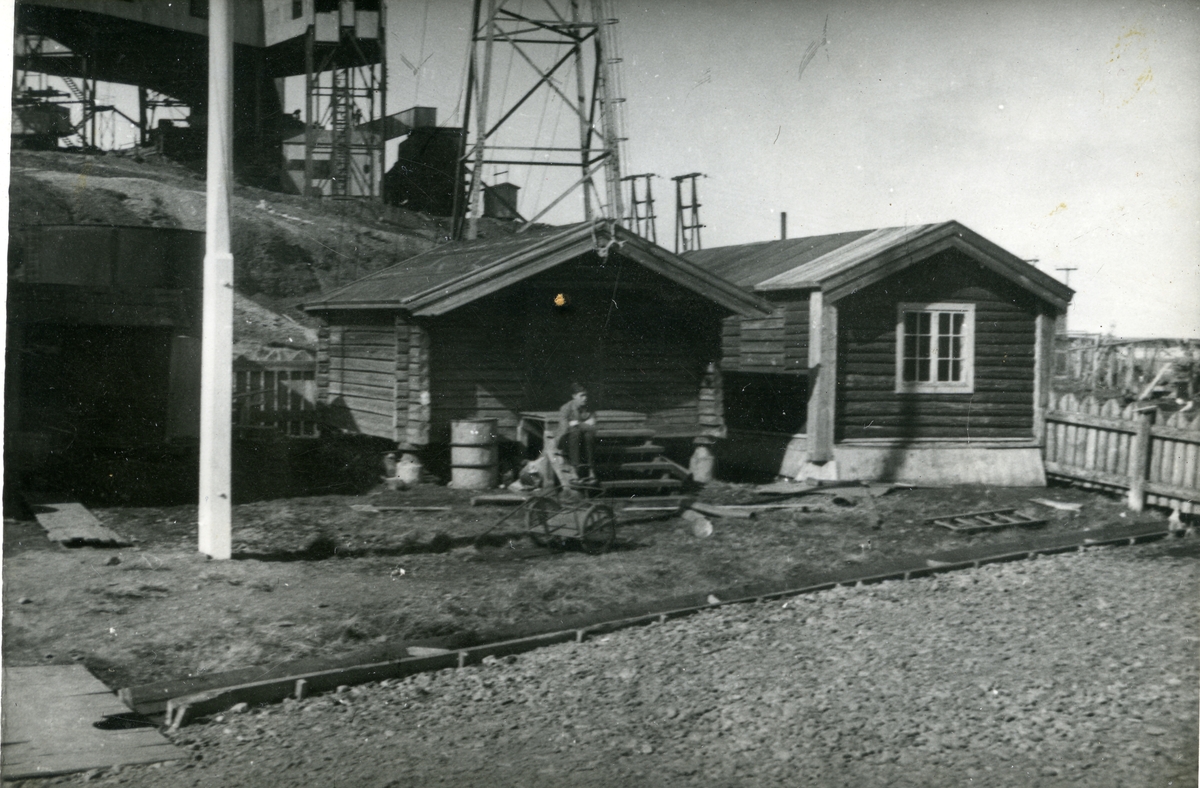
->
[757,224,941,290]
[683,228,875,288]
[685,221,1074,309]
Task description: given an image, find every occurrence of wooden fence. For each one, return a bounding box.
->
[1054,334,1200,399]
[233,367,319,438]
[1043,393,1200,513]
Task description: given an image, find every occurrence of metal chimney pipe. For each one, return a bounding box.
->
[780,211,787,240]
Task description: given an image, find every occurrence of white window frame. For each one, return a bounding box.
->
[895,302,975,394]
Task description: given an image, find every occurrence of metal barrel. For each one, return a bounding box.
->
[449,419,498,489]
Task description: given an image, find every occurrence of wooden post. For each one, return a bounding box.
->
[406,323,431,446]
[198,0,234,560]
[1127,408,1154,512]
[806,291,838,463]
[1032,311,1055,445]
[393,316,408,442]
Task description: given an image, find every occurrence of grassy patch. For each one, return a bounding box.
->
[1,482,1165,690]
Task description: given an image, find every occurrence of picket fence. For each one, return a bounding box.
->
[233,368,319,438]
[1043,393,1200,514]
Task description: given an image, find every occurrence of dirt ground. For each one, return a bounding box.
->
[1,480,1169,695]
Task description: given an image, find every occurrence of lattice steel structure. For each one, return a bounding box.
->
[299,0,387,199]
[622,172,657,243]
[455,0,628,239]
[673,172,705,253]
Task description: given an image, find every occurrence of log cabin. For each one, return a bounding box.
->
[686,221,1074,485]
[301,221,772,476]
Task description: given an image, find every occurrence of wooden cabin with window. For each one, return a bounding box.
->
[302,221,772,483]
[686,221,1074,485]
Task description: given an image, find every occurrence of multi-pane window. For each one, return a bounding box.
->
[895,302,975,392]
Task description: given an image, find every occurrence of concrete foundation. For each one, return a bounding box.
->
[831,440,1047,487]
[723,430,1047,486]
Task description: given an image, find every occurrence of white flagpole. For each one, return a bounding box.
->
[198,0,234,559]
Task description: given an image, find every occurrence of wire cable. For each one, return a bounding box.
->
[413,0,431,104]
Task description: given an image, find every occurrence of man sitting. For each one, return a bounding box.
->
[557,383,597,482]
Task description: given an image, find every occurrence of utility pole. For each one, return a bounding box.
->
[1056,267,1078,287]
[673,172,704,253]
[622,172,656,243]
[198,0,234,560]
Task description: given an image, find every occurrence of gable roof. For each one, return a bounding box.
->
[302,221,773,318]
[685,221,1074,311]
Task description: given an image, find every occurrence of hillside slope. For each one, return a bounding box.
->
[7,148,526,329]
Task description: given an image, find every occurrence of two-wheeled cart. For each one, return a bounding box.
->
[523,486,616,554]
[471,483,616,554]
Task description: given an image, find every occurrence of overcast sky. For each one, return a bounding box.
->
[7,1,1194,338]
[384,0,1200,338]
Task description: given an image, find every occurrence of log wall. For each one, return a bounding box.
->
[720,300,809,375]
[835,250,1041,440]
[318,312,401,441]
[427,258,726,443]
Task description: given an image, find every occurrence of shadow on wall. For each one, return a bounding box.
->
[874,393,921,482]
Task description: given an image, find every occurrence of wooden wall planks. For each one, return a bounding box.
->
[834,251,1041,440]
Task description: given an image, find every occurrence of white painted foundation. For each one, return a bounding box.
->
[729,430,1047,486]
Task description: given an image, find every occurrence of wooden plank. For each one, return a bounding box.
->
[599,478,684,491]
[1046,407,1137,434]
[1157,438,1177,487]
[328,357,399,375]
[688,502,755,519]
[340,330,396,346]
[1044,460,1130,489]
[406,322,431,446]
[840,398,1035,412]
[1077,422,1093,468]
[337,395,396,419]
[1,666,180,780]
[470,494,530,506]
[326,376,396,400]
[1180,442,1199,491]
[1144,478,1200,503]
[807,291,837,463]
[1151,423,1200,443]
[27,501,129,546]
[331,343,396,360]
[1108,430,1126,476]
[1032,310,1054,445]
[1084,421,1099,471]
[347,410,397,440]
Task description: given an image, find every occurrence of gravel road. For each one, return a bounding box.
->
[25,539,1199,788]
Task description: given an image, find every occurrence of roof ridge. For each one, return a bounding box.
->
[306,223,589,308]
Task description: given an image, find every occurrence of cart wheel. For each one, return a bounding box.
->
[580,504,616,554]
[526,496,562,547]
